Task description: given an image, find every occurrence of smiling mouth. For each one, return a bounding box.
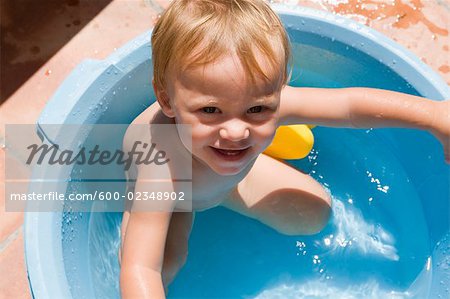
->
[210,146,250,160]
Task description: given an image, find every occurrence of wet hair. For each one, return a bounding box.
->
[151,0,291,91]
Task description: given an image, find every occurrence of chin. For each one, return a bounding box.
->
[210,165,245,176]
[195,155,248,176]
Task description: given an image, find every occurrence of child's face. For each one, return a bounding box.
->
[159,54,281,176]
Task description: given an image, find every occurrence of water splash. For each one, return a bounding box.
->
[329,199,399,261]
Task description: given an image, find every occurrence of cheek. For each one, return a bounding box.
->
[250,125,277,150]
[174,112,214,145]
[190,124,216,146]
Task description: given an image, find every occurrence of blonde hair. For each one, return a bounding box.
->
[151,0,291,91]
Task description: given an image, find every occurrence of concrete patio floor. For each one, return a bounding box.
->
[0,0,449,298]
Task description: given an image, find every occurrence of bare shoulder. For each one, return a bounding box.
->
[123,102,172,151]
[131,101,171,125]
[123,102,184,163]
[123,101,191,182]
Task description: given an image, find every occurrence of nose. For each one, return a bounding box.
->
[219,119,250,142]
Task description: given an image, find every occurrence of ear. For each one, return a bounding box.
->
[153,79,175,118]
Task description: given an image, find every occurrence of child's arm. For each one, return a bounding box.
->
[279,86,450,162]
[120,126,175,299]
[120,208,172,299]
[120,173,178,298]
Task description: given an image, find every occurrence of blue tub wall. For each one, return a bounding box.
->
[25,6,450,299]
[27,31,155,299]
[37,32,154,131]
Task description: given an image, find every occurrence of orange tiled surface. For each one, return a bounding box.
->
[0,229,28,299]
[0,1,449,298]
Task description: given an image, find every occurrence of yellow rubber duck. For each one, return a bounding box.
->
[263,124,315,160]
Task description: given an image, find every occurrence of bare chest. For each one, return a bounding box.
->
[189,163,243,211]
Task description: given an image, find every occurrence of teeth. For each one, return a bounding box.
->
[219,149,241,156]
[216,148,243,156]
[224,151,239,156]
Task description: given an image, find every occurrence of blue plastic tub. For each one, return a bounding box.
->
[25,5,449,299]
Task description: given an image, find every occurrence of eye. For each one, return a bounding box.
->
[202,107,219,113]
[247,106,264,113]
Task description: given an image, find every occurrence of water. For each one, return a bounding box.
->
[85,126,432,298]
[75,34,442,298]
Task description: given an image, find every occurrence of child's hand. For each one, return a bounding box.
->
[430,100,450,164]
